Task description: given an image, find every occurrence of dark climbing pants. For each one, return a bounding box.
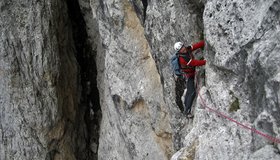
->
[184,77,196,114]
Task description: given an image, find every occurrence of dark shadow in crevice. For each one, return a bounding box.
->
[131,0,148,24]
[66,0,101,160]
[142,0,148,23]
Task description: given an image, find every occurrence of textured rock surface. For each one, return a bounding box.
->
[94,0,206,159]
[0,0,95,159]
[1,0,280,160]
[94,1,173,159]
[172,0,280,159]
[1,0,73,159]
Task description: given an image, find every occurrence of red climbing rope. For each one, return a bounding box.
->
[195,76,280,144]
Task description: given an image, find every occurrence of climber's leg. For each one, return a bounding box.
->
[184,77,196,116]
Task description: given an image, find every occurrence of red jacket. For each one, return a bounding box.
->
[178,40,206,78]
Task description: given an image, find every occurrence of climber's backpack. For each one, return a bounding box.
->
[170,52,190,78]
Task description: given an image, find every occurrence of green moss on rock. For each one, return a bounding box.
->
[229,98,240,112]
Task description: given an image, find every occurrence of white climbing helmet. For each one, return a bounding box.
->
[174,42,184,51]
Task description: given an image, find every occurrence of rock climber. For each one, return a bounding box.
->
[173,40,206,118]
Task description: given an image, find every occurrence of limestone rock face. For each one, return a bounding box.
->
[93,1,173,159]
[0,0,81,159]
[172,0,280,159]
[93,0,205,159]
[0,0,93,159]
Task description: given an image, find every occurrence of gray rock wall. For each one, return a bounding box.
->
[172,0,280,159]
[0,0,88,159]
[93,1,173,159]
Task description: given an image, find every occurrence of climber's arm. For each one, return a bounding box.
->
[191,40,204,51]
